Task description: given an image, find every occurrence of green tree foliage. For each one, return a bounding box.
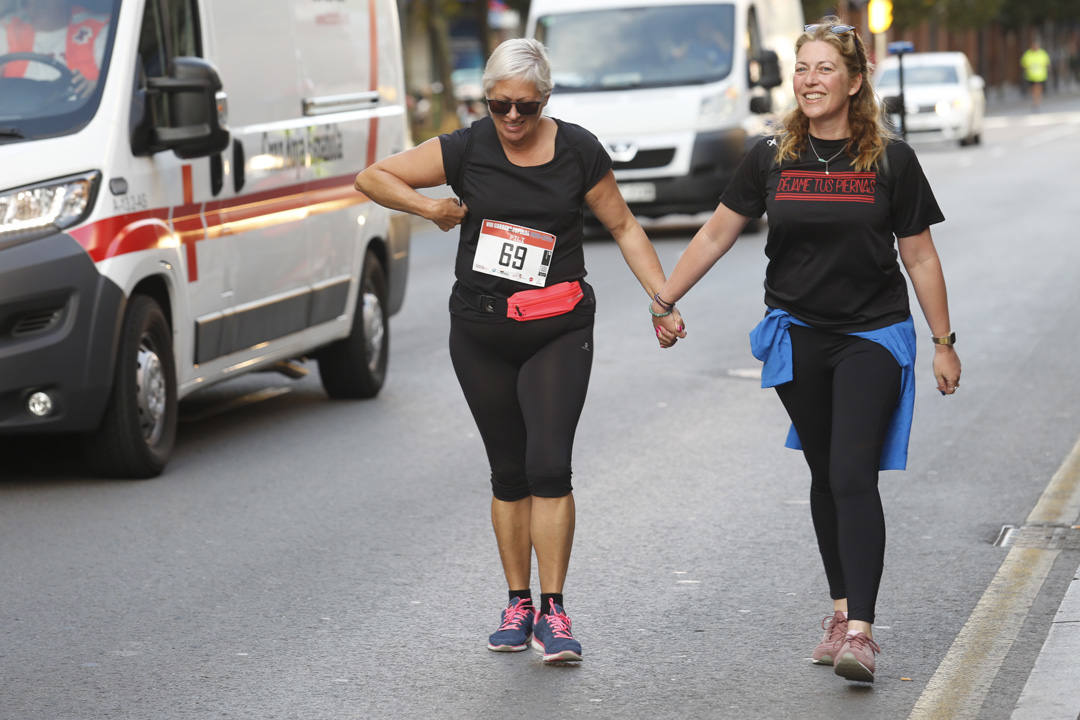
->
[997,0,1080,28]
[889,0,1003,30]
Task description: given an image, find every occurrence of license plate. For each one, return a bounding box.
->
[617,182,656,203]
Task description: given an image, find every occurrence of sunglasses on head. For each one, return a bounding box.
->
[804,23,856,34]
[485,99,542,116]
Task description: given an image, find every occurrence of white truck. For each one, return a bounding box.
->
[0,0,410,477]
[526,0,803,219]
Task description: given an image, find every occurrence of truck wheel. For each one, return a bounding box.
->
[85,295,177,478]
[317,250,389,399]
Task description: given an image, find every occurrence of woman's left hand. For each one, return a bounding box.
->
[934,346,962,395]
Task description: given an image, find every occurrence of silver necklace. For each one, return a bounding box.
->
[807,136,846,175]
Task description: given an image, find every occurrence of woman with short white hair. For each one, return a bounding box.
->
[355,38,684,664]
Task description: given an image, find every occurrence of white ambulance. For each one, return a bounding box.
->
[526,0,803,219]
[0,0,411,477]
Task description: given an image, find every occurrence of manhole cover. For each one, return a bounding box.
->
[993,524,1080,550]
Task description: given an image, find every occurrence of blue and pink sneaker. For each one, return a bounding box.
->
[487,597,535,652]
[531,599,582,663]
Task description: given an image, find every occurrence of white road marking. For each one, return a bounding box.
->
[908,433,1080,719]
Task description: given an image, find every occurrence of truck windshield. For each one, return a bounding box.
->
[0,0,119,142]
[535,4,736,92]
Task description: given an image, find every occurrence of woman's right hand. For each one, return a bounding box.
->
[429,198,468,231]
[653,307,687,348]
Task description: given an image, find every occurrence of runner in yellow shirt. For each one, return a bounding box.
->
[1021,38,1051,109]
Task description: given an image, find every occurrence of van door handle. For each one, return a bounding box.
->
[302,91,381,116]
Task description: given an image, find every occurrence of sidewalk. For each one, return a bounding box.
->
[984,81,1080,116]
[1012,561,1080,718]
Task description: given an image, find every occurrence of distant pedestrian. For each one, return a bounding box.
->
[653,17,961,683]
[1021,37,1051,110]
[354,38,683,664]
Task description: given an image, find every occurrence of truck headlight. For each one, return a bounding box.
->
[0,171,101,246]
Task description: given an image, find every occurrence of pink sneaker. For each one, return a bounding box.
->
[834,631,881,682]
[811,611,848,666]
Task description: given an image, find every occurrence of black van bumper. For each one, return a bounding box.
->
[0,232,123,433]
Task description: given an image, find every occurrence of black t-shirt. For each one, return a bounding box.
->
[720,136,944,332]
[440,117,612,318]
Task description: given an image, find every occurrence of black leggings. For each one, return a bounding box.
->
[774,325,901,624]
[449,310,594,502]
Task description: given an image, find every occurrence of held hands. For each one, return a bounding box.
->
[934,345,962,396]
[652,306,687,349]
[429,197,468,232]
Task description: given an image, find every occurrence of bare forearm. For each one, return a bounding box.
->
[355,167,439,220]
[659,217,743,305]
[610,218,668,298]
[904,248,952,337]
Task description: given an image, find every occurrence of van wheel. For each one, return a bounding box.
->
[84,295,177,478]
[317,250,388,399]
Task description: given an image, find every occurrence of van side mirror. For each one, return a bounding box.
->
[133,56,230,159]
[752,49,783,89]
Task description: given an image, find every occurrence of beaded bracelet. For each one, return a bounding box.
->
[648,302,672,318]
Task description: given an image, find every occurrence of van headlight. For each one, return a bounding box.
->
[699,88,737,126]
[0,171,101,246]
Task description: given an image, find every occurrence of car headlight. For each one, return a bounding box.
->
[935,97,970,116]
[0,171,101,247]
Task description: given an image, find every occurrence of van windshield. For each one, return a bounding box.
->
[0,0,119,142]
[535,4,736,92]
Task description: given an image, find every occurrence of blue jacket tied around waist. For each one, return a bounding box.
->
[749,308,917,471]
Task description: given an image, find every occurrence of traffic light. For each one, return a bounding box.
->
[868,0,893,34]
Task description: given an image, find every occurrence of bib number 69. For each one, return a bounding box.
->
[499,242,528,270]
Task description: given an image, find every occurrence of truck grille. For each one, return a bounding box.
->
[613,148,675,170]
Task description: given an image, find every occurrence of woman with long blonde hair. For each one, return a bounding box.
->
[652,18,961,683]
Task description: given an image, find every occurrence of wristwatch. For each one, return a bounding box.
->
[931,331,956,346]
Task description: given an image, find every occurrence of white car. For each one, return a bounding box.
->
[874,52,986,146]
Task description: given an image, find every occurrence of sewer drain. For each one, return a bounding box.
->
[993,523,1080,550]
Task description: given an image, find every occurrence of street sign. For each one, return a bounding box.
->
[888,40,915,55]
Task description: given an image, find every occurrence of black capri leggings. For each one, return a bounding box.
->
[449,308,594,502]
[774,324,902,624]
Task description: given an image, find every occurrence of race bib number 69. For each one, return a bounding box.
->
[472,219,556,287]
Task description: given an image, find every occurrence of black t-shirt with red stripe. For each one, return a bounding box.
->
[440,117,611,315]
[721,136,944,333]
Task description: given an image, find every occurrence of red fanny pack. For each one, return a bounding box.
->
[506,281,584,321]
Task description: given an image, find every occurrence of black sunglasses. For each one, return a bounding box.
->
[804,23,856,34]
[485,99,542,116]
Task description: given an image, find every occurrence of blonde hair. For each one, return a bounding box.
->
[482,38,553,98]
[775,17,892,172]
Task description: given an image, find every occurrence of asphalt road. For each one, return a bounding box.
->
[2,100,1080,720]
